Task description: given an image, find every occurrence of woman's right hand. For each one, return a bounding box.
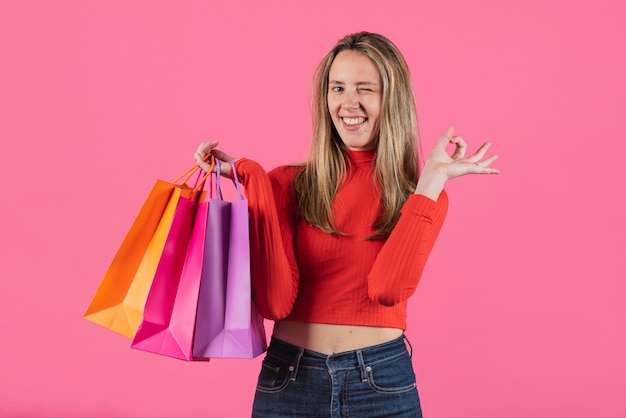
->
[193,140,239,177]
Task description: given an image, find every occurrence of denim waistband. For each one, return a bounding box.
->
[265,334,412,381]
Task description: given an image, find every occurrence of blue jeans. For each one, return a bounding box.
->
[251,335,422,417]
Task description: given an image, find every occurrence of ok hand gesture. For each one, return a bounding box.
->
[415,127,499,200]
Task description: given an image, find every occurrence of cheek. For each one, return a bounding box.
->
[367,102,381,122]
[326,97,339,114]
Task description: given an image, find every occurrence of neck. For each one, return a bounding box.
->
[345,149,375,168]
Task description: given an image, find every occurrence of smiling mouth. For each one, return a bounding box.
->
[341,117,367,126]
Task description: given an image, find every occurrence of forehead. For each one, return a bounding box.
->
[328,50,381,83]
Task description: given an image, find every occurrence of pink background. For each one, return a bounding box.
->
[1,1,624,417]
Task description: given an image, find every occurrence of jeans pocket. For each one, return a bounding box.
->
[366,352,417,394]
[256,355,293,394]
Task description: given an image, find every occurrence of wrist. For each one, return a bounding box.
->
[414,170,446,201]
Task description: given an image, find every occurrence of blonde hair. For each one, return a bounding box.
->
[294,32,421,239]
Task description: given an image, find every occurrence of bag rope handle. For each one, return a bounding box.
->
[172,153,213,185]
[193,155,216,193]
[228,161,244,200]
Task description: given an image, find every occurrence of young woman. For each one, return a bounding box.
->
[194,32,498,418]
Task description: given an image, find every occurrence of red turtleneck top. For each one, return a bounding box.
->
[234,150,448,330]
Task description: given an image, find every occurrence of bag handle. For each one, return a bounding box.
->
[172,154,212,185]
[228,161,244,201]
[193,156,216,193]
[215,159,224,200]
[210,159,245,201]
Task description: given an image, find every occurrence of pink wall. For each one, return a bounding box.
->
[1,1,624,417]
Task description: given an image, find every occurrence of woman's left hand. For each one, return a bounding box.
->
[425,126,499,179]
[415,126,499,199]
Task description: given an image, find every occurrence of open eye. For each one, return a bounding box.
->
[331,86,344,93]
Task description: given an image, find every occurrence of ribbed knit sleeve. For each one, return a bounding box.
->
[234,158,299,320]
[368,190,448,306]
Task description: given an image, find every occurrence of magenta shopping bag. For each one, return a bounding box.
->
[131,162,214,360]
[193,161,267,359]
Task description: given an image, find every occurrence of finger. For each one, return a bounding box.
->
[479,153,499,167]
[197,140,219,156]
[471,155,499,174]
[432,126,455,152]
[195,142,207,156]
[466,141,492,163]
[450,135,467,160]
[474,165,500,174]
[212,148,237,162]
[444,126,454,139]
[195,157,214,173]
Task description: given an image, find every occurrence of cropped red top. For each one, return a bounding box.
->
[235,150,448,330]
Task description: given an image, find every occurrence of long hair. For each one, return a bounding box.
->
[293,32,421,240]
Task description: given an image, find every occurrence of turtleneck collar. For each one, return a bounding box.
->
[345,149,376,168]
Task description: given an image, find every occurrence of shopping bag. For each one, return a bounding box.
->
[84,163,202,338]
[193,160,267,359]
[131,160,215,361]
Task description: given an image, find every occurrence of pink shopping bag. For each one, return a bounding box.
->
[131,161,214,360]
[193,161,267,359]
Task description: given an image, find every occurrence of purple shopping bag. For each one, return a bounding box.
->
[193,161,267,359]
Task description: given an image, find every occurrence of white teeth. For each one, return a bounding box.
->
[343,117,365,125]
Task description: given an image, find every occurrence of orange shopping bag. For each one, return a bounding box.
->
[84,162,203,338]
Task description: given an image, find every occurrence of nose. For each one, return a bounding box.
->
[341,91,360,109]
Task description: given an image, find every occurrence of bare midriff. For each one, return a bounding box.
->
[272,321,403,355]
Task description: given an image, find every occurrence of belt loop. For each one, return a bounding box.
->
[403,334,413,359]
[289,348,304,381]
[356,350,368,382]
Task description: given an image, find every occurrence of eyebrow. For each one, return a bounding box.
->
[328,80,379,86]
